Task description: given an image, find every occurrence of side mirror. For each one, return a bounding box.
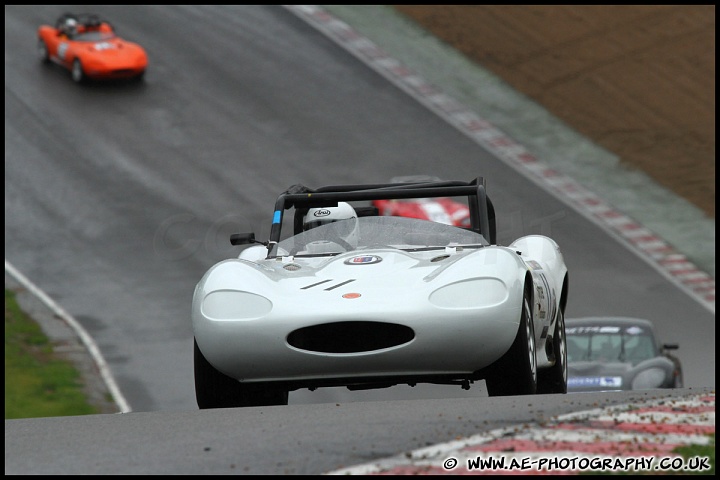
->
[230,233,256,246]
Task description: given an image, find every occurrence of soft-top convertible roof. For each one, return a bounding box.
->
[261,177,496,253]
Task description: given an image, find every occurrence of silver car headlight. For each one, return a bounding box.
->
[631,367,666,390]
[201,290,272,321]
[429,278,507,308]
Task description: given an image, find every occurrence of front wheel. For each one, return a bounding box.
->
[484,289,537,396]
[194,338,288,409]
[71,59,85,83]
[38,39,50,63]
[537,308,567,394]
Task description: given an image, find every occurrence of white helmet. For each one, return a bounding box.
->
[64,18,78,35]
[303,202,359,249]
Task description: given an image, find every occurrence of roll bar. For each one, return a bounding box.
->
[230,177,496,258]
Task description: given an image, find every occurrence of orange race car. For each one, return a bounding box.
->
[37,13,148,83]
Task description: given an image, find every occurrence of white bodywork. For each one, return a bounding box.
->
[192,216,567,389]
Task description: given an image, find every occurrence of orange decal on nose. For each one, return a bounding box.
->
[342,293,361,299]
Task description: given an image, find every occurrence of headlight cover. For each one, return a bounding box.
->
[429,278,507,309]
[202,290,272,321]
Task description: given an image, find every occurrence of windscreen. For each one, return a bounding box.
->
[566,324,659,365]
[271,215,487,257]
[74,31,116,42]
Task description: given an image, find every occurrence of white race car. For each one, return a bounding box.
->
[192,177,569,408]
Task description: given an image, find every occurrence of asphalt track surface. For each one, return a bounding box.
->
[4,5,715,475]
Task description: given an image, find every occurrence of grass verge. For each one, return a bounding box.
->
[5,288,99,419]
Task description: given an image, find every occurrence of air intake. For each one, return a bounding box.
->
[287,321,414,353]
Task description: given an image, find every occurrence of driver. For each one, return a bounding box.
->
[303,202,359,250]
[60,17,78,38]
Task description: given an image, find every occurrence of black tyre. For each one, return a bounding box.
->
[194,338,288,409]
[38,39,50,63]
[537,308,567,394]
[71,59,85,83]
[485,289,537,396]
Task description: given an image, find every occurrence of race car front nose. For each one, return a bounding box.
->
[201,290,272,320]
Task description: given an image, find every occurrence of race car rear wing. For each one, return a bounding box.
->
[232,177,496,257]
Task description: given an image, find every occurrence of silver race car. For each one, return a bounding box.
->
[565,316,683,392]
[192,177,569,408]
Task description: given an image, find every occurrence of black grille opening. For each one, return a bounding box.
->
[287,321,414,353]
